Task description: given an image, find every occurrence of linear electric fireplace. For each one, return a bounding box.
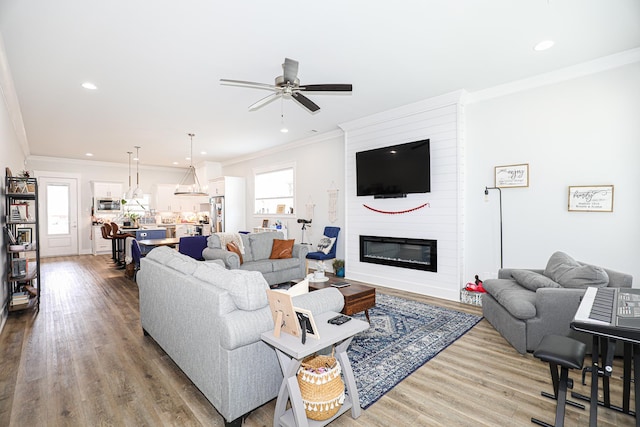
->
[359,235,437,272]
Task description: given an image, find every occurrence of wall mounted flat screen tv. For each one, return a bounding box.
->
[356,139,430,198]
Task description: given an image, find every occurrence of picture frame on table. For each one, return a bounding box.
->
[568,185,614,212]
[294,307,320,340]
[276,204,286,214]
[266,289,300,338]
[262,219,269,228]
[16,228,32,244]
[494,163,529,188]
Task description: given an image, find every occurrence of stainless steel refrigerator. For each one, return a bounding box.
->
[211,196,225,232]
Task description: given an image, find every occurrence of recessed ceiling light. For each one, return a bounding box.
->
[534,40,555,51]
[280,127,289,133]
[186,157,191,161]
[172,161,179,165]
[200,151,207,155]
[82,82,98,90]
[85,153,93,157]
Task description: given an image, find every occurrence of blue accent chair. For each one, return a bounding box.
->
[179,235,209,261]
[131,239,142,282]
[305,226,340,274]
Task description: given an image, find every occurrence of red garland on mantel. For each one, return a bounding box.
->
[363,202,430,214]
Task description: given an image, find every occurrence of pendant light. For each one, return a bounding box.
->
[174,133,208,196]
[123,151,133,200]
[132,146,144,199]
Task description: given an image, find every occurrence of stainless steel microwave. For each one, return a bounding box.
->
[96,198,121,212]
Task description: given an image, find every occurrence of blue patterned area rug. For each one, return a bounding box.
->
[348,293,483,409]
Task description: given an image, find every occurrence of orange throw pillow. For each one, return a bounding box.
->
[270,239,294,259]
[226,242,244,265]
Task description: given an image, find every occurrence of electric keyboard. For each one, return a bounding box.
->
[572,287,640,344]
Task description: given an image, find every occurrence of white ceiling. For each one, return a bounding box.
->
[1,1,639,168]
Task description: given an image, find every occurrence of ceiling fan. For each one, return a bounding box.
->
[220,58,352,113]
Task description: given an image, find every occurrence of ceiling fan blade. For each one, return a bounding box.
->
[248,93,281,111]
[220,79,277,91]
[292,92,320,113]
[282,58,299,84]
[299,84,353,92]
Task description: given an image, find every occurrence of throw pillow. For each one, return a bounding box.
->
[317,236,336,255]
[511,269,561,291]
[543,251,609,288]
[270,239,295,259]
[226,241,244,265]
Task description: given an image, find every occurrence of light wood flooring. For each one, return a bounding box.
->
[0,254,636,426]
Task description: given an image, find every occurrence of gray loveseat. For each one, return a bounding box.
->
[202,231,308,286]
[482,251,633,354]
[137,247,344,425]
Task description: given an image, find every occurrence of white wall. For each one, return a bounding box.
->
[221,131,346,260]
[0,34,28,326]
[465,62,640,284]
[341,92,465,301]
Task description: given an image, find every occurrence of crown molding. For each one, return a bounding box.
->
[221,128,344,167]
[27,155,181,172]
[467,47,640,104]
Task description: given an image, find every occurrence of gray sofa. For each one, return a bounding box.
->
[482,251,633,354]
[137,247,344,425]
[202,231,308,286]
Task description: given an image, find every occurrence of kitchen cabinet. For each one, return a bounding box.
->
[92,181,123,199]
[208,176,246,233]
[91,225,111,255]
[153,184,208,212]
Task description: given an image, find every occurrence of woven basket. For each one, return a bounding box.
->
[297,353,345,421]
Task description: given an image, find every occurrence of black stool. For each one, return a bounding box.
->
[532,335,587,427]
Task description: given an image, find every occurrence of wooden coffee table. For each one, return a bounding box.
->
[309,279,376,322]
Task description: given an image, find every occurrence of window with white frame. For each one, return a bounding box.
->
[254,165,294,215]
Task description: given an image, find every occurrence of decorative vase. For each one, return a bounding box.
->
[336,267,345,278]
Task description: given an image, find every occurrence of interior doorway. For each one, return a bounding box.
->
[35,173,80,257]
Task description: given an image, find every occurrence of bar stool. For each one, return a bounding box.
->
[110,223,134,268]
[532,335,586,427]
[102,223,117,263]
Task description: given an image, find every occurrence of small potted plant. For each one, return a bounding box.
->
[333,259,345,278]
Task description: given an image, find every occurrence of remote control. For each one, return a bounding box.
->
[328,315,352,325]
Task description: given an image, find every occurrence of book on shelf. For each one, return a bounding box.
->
[11,258,27,277]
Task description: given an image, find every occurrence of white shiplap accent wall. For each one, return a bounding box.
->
[340,91,466,301]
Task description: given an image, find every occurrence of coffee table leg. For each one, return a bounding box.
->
[365,309,370,323]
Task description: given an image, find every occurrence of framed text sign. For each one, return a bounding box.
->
[495,163,529,188]
[568,185,614,212]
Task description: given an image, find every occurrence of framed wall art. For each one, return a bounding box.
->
[568,185,614,212]
[494,163,529,188]
[17,228,32,244]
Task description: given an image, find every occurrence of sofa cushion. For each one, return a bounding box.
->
[270,239,294,259]
[146,246,199,275]
[193,263,269,311]
[543,251,609,288]
[240,260,274,274]
[227,242,244,264]
[511,269,561,291]
[271,257,301,272]
[483,279,537,320]
[249,231,283,260]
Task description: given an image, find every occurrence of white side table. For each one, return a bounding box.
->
[261,311,369,427]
